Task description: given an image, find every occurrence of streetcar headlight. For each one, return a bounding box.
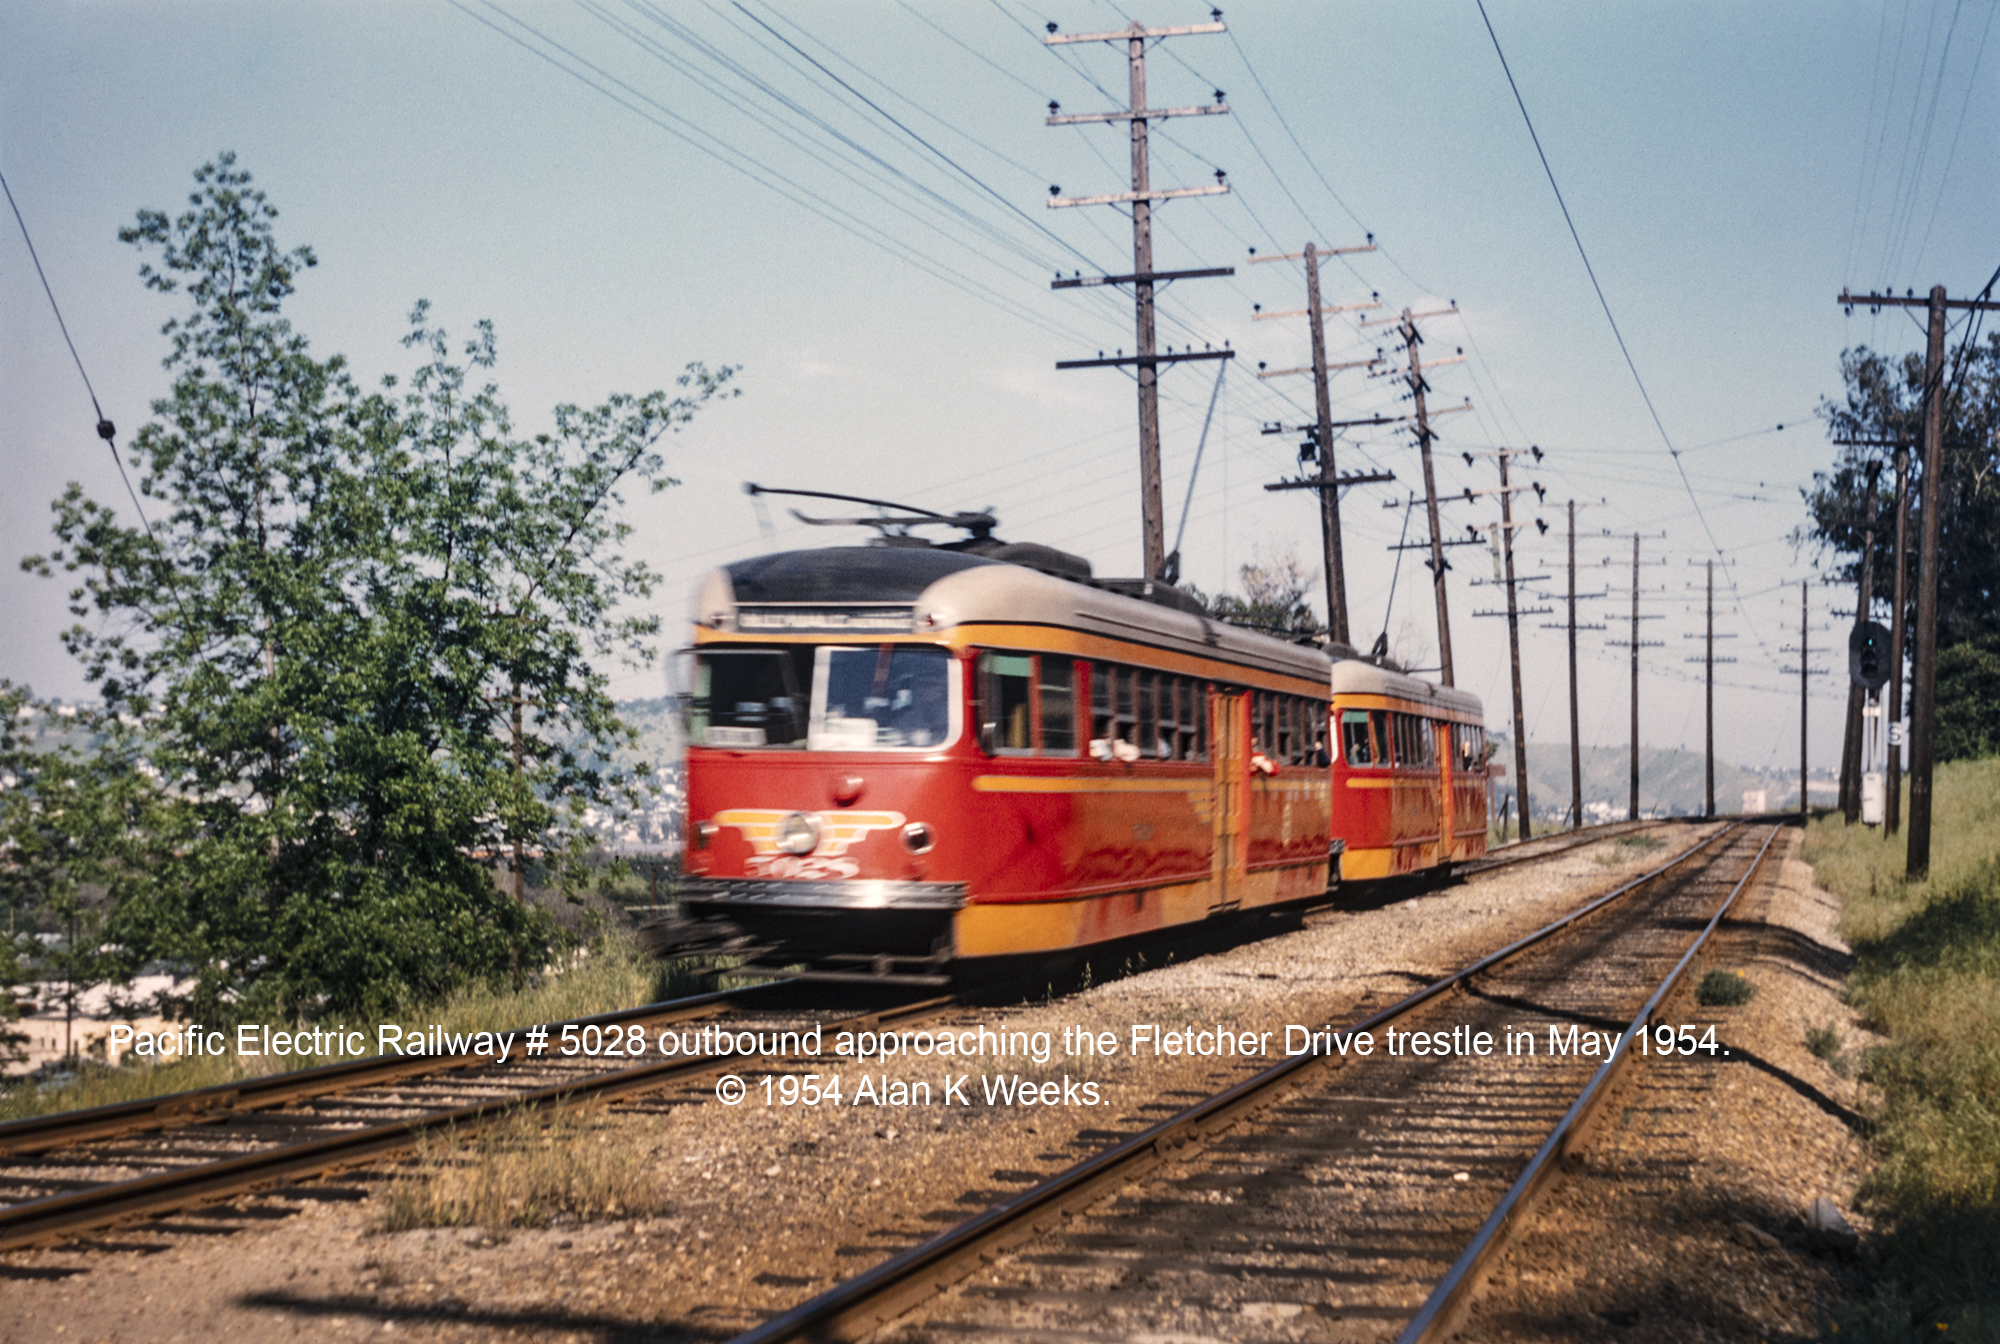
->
[901,822,935,854]
[777,812,822,855]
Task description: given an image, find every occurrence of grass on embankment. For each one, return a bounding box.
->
[374,1103,669,1234]
[0,936,719,1124]
[1800,755,2000,1339]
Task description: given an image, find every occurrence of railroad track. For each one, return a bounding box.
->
[0,982,953,1254]
[1452,816,1670,878]
[727,820,1781,1343]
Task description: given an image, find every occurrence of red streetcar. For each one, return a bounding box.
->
[673,499,1488,983]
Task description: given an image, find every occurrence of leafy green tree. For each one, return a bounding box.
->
[1804,334,1999,745]
[1935,639,2000,761]
[0,684,166,1062]
[1189,548,1327,641]
[21,155,734,1021]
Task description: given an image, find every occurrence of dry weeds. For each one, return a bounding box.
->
[374,1102,668,1234]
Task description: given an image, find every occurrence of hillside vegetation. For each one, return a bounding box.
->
[1802,757,2000,1338]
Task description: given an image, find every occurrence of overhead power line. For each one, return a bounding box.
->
[1471,0,1772,666]
[1,164,161,548]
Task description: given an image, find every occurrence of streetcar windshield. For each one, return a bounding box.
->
[810,645,957,750]
[691,644,957,750]
[691,648,812,748]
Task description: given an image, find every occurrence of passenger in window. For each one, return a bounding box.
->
[1314,733,1330,769]
[895,673,951,748]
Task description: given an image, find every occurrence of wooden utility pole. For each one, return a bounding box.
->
[1779,582,1823,816]
[1568,501,1581,827]
[1800,581,1811,818]
[1464,448,1547,837]
[1839,460,1883,823]
[1403,309,1455,685]
[1046,18,1232,581]
[1499,451,1533,838]
[1304,242,1348,642]
[1888,442,1910,833]
[1909,288,1949,873]
[1630,536,1642,820]
[1678,558,1737,819]
[1247,240,1380,641]
[1548,498,1609,827]
[1705,561,1716,818]
[1835,285,2000,873]
[1604,535,1666,820]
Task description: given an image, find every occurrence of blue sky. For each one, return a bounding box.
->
[3,1,1993,800]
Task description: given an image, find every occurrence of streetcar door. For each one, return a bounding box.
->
[1435,719,1456,864]
[1211,689,1249,909]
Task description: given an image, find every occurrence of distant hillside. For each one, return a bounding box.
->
[1496,740,1837,822]
[569,697,685,852]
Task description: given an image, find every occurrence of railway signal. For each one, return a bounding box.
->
[1849,617,1894,825]
[1836,284,2000,874]
[1827,459,1885,823]
[1044,16,1235,583]
[1829,434,1919,831]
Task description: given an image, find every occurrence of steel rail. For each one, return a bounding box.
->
[0,981,792,1159]
[1454,817,1663,877]
[0,993,948,1253]
[725,821,1746,1344]
[1395,821,1782,1344]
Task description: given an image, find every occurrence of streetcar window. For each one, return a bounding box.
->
[1152,673,1176,761]
[1136,670,1157,760]
[1040,659,1076,755]
[976,652,1035,753]
[1393,714,1436,768]
[1091,662,1113,749]
[1340,710,1376,767]
[1179,681,1204,762]
[691,648,810,748]
[810,645,956,750]
[1114,665,1136,746]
